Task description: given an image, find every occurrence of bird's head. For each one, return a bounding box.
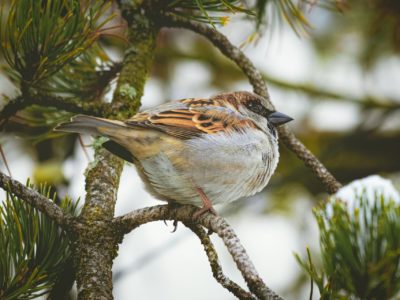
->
[224,91,293,136]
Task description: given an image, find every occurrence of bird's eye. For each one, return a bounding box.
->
[245,100,268,116]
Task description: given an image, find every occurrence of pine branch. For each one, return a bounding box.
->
[0,0,113,86]
[38,44,121,102]
[166,0,254,26]
[0,60,122,130]
[183,222,257,300]
[160,13,342,194]
[0,183,78,299]
[0,171,73,228]
[297,182,400,298]
[0,94,112,130]
[113,205,284,300]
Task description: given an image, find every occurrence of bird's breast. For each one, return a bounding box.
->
[134,128,279,206]
[178,129,279,204]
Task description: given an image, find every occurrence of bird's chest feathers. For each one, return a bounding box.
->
[183,130,279,199]
[138,129,279,205]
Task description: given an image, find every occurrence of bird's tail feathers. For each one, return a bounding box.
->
[54,115,126,136]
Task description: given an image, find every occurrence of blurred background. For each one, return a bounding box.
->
[1,1,400,299]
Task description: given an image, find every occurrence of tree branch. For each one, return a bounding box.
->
[73,2,159,299]
[183,222,257,300]
[161,14,342,194]
[160,14,269,101]
[263,73,400,109]
[113,205,284,300]
[0,94,112,130]
[0,171,73,229]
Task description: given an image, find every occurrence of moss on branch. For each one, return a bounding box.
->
[73,2,159,299]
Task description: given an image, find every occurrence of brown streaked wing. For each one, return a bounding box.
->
[125,107,257,140]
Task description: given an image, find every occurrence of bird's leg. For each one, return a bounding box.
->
[193,187,217,219]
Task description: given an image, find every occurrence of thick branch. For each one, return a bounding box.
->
[112,3,157,119]
[0,171,72,228]
[161,14,342,194]
[184,222,256,300]
[73,3,158,300]
[113,205,284,300]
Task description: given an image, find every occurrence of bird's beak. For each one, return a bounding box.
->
[268,111,293,126]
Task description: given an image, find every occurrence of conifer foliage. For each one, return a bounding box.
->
[0,181,78,299]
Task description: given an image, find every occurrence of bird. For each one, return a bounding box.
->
[55,91,293,217]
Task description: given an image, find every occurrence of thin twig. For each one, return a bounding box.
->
[0,62,122,129]
[0,171,73,228]
[161,14,342,194]
[263,74,400,109]
[0,94,112,130]
[183,222,256,300]
[0,144,12,177]
[78,135,91,162]
[113,204,285,300]
[160,14,269,101]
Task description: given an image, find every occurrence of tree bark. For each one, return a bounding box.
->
[73,2,157,299]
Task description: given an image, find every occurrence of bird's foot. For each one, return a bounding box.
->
[193,205,217,219]
[163,202,181,232]
[163,219,179,232]
[193,206,216,235]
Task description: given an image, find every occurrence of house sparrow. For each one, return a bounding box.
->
[55,91,292,216]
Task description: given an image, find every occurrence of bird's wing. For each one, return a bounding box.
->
[124,98,257,139]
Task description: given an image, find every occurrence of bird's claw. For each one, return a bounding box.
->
[163,219,179,233]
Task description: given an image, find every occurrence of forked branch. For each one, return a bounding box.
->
[184,222,256,300]
[113,205,284,300]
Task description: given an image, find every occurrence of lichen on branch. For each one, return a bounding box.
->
[113,204,285,300]
[73,2,160,299]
